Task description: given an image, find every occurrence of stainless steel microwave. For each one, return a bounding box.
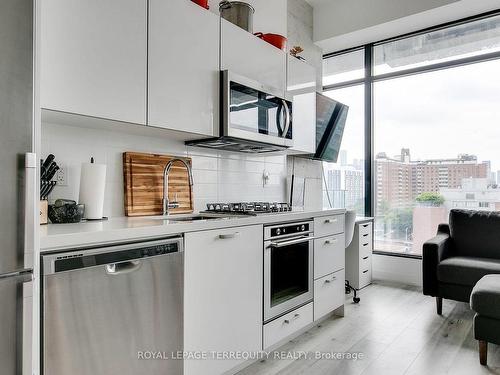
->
[186,71,293,153]
[222,70,293,148]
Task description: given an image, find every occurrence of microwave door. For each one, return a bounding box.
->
[224,72,288,147]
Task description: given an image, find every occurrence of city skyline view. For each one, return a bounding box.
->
[324,147,498,255]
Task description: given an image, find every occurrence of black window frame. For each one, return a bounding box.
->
[322,9,500,258]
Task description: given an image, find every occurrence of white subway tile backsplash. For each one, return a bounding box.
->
[264,155,287,164]
[193,169,218,185]
[217,158,264,174]
[217,170,263,185]
[42,122,288,217]
[265,161,287,174]
[191,155,218,171]
[193,183,218,199]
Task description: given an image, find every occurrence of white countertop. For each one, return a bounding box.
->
[40,208,346,252]
[356,216,374,223]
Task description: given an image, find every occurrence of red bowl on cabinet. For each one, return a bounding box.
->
[254,33,287,51]
[191,0,209,10]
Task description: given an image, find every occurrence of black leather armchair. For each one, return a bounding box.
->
[423,209,500,315]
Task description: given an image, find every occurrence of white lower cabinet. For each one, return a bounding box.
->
[314,269,345,321]
[263,303,313,349]
[184,225,263,375]
[346,221,373,290]
[314,214,345,238]
[314,234,345,279]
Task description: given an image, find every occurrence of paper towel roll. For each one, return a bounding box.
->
[79,162,106,219]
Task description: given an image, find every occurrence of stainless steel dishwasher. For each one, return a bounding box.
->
[41,237,184,375]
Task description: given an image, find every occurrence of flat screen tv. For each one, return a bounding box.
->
[313,93,349,162]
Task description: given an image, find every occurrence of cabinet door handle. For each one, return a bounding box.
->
[362,233,369,237]
[325,238,338,245]
[284,313,300,324]
[362,224,369,228]
[363,270,369,274]
[362,256,369,260]
[219,232,240,240]
[363,243,369,246]
[325,218,338,224]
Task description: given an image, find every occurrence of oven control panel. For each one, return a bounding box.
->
[269,222,311,239]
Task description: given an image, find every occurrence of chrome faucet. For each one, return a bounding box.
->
[163,158,194,215]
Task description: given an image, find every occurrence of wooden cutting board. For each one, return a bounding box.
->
[123,152,194,216]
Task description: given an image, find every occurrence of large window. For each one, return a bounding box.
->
[323,11,500,257]
[374,59,500,255]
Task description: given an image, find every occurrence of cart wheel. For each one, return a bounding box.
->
[353,297,360,303]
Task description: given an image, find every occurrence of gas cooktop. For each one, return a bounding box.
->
[203,202,291,215]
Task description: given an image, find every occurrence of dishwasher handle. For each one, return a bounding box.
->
[105,260,142,276]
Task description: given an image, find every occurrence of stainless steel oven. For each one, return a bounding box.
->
[222,70,293,148]
[264,221,314,322]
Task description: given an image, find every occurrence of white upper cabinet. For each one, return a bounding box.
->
[41,0,147,125]
[287,56,318,154]
[148,0,219,135]
[221,18,286,96]
[287,56,317,96]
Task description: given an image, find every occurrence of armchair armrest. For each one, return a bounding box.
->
[422,224,453,296]
[437,223,450,236]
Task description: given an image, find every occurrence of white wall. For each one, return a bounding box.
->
[41,122,287,217]
[312,0,500,53]
[287,0,322,77]
[372,254,423,286]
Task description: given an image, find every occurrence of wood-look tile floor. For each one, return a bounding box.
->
[238,281,500,375]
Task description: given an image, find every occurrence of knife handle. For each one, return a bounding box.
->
[41,154,55,178]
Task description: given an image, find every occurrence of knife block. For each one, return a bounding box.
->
[40,200,48,225]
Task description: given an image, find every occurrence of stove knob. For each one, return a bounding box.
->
[301,225,305,231]
[276,228,281,236]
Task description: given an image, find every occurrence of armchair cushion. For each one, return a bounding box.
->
[438,256,500,286]
[471,275,500,319]
[449,210,500,259]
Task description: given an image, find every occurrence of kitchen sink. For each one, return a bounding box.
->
[152,214,247,222]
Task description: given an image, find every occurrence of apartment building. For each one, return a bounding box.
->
[376,149,490,210]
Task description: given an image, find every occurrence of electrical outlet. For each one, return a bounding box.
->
[56,164,68,186]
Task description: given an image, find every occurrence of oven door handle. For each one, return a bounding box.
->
[268,236,314,248]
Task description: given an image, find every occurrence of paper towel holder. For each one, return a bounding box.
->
[79,156,107,220]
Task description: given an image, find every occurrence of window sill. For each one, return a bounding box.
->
[372,250,422,260]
